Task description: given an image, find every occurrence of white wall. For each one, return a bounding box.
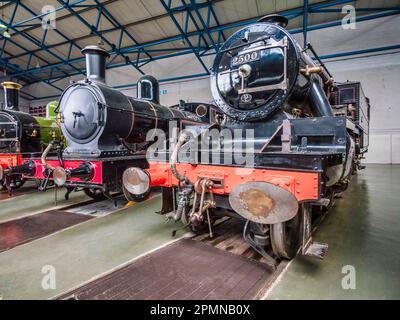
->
[326,53,400,164]
[21,15,400,163]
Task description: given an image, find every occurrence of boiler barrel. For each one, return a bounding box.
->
[59,81,199,148]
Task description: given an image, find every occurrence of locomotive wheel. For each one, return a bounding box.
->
[270,203,307,259]
[84,188,106,201]
[122,185,151,203]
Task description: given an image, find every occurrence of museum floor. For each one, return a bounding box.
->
[0,165,399,300]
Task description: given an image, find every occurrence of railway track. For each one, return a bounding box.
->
[54,201,334,301]
[56,218,290,300]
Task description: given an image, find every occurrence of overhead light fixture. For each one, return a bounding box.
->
[0,23,10,38]
[36,60,40,68]
[2,30,10,38]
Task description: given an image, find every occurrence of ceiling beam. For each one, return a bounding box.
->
[56,0,145,75]
[4,0,400,85]
[159,0,212,74]
[7,0,224,63]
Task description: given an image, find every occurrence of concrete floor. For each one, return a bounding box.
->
[0,195,187,300]
[0,165,398,300]
[266,165,400,299]
[0,185,89,223]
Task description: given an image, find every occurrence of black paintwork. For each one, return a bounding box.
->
[2,87,20,111]
[59,79,202,159]
[211,21,306,121]
[0,110,42,153]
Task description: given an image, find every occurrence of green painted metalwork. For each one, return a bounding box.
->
[31,101,63,146]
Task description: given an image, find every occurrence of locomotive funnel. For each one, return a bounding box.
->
[81,45,110,83]
[1,81,22,111]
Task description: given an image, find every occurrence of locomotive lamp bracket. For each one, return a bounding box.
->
[281,121,292,153]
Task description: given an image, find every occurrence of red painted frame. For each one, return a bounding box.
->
[146,161,320,202]
[22,159,103,184]
[0,154,22,170]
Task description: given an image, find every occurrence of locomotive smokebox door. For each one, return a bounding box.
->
[61,86,103,142]
[210,15,300,121]
[229,181,299,224]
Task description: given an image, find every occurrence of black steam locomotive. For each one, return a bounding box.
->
[24,45,211,201]
[121,15,370,266]
[0,82,62,191]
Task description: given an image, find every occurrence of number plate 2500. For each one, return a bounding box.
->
[231,51,260,67]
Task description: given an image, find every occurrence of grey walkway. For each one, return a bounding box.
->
[266,165,400,299]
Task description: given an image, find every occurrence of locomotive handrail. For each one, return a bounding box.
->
[304,43,333,79]
[0,121,18,125]
[170,129,190,184]
[41,141,56,171]
[0,138,18,141]
[238,37,287,55]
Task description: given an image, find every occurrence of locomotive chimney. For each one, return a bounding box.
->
[1,81,22,111]
[137,75,160,105]
[81,45,110,83]
[257,14,288,28]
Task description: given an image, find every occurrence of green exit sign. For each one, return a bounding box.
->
[160,89,168,95]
